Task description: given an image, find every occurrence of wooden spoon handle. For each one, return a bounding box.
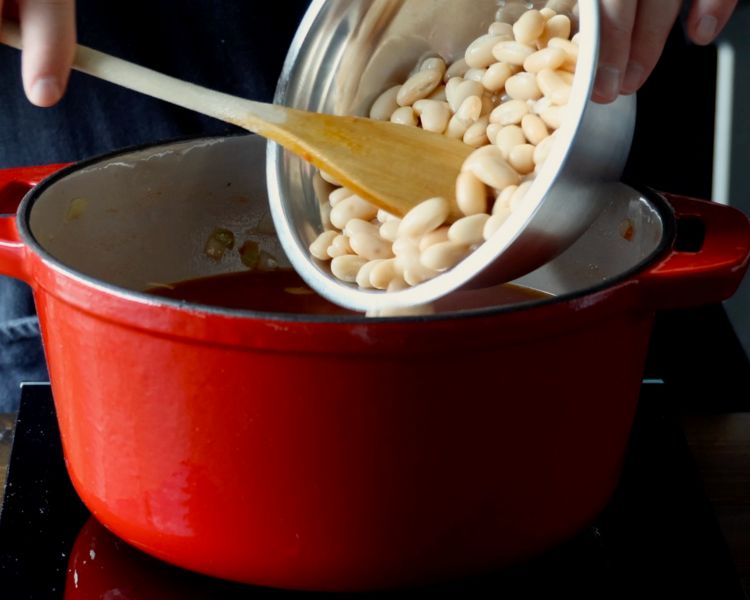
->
[0,22,285,134]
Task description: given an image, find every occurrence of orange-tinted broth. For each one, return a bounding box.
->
[145,269,551,315]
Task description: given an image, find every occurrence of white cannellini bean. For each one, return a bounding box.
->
[446,114,472,139]
[394,244,423,280]
[356,259,384,289]
[420,241,469,271]
[495,125,527,160]
[428,85,447,101]
[369,259,400,290]
[464,68,488,83]
[392,236,420,260]
[309,230,338,260]
[414,99,451,133]
[486,122,502,144]
[444,58,469,82]
[446,79,485,113]
[492,41,536,66]
[448,214,491,246]
[548,37,580,60]
[465,34,509,69]
[331,255,368,283]
[377,209,398,223]
[463,116,490,147]
[369,85,401,121]
[504,72,542,101]
[533,95,554,115]
[557,70,575,85]
[456,95,483,122]
[547,37,578,62]
[513,10,545,45]
[524,47,566,73]
[327,234,353,258]
[329,195,378,230]
[537,69,571,105]
[484,209,511,239]
[418,226,450,251]
[540,105,565,130]
[539,7,557,20]
[350,232,395,261]
[489,99,529,125]
[456,170,488,216]
[328,186,354,207]
[445,76,463,100]
[482,62,514,93]
[387,275,409,292]
[390,106,418,126]
[397,69,443,106]
[488,21,513,37]
[343,218,379,238]
[521,113,549,145]
[539,15,572,48]
[509,143,536,175]
[379,219,401,242]
[403,262,439,286]
[420,56,447,79]
[462,145,521,190]
[494,184,517,213]
[398,197,450,238]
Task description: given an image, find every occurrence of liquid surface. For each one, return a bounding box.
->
[145,270,552,315]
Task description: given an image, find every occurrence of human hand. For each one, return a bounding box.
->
[594,0,738,103]
[2,0,76,107]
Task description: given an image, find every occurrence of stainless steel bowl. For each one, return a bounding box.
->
[268,0,636,313]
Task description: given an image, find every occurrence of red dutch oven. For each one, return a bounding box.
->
[1,134,749,592]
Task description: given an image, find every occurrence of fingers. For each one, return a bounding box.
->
[18,0,76,107]
[594,0,637,104]
[621,0,682,95]
[595,0,739,104]
[685,0,738,45]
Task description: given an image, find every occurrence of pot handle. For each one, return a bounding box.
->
[0,164,68,281]
[641,192,750,309]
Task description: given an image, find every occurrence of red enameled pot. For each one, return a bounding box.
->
[1,134,748,592]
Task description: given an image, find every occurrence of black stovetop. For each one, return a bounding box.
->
[0,377,747,600]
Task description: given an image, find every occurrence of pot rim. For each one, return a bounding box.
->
[16,134,675,325]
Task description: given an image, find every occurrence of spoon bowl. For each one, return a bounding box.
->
[269,0,636,313]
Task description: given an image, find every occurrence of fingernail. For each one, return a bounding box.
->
[594,66,621,102]
[622,62,645,94]
[29,77,62,107]
[695,15,718,45]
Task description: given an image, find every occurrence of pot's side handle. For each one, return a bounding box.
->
[641,193,750,309]
[0,164,68,281]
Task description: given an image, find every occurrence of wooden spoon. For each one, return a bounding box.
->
[0,23,472,221]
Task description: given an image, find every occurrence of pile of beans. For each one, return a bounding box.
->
[310,6,578,291]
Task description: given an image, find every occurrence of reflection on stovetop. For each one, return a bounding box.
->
[0,382,746,599]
